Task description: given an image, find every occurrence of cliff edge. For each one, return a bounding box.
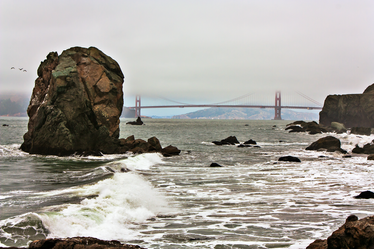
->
[319,84,374,128]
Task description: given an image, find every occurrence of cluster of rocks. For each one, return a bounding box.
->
[116,135,180,157]
[0,237,144,249]
[212,136,259,148]
[20,47,179,157]
[307,215,374,249]
[305,135,374,160]
[285,121,328,134]
[286,120,373,136]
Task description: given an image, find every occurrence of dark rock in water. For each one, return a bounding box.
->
[2,124,9,127]
[237,144,251,148]
[26,237,144,249]
[210,162,222,167]
[350,127,372,135]
[19,46,180,157]
[368,154,374,160]
[307,215,374,249]
[212,136,240,145]
[342,155,352,158]
[243,139,256,145]
[354,190,374,199]
[161,145,181,157]
[352,143,374,154]
[126,117,144,125]
[306,136,347,154]
[319,83,374,128]
[278,156,301,162]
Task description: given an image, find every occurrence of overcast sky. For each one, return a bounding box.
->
[1,0,374,111]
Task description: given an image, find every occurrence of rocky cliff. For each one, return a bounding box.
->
[21,47,179,157]
[319,84,374,128]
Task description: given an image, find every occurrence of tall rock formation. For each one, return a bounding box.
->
[18,47,118,156]
[319,84,374,128]
[21,46,180,157]
[21,47,124,155]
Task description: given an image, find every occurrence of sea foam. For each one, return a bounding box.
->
[38,154,173,242]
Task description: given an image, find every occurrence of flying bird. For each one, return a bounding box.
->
[11,67,15,69]
[23,70,27,72]
[19,68,23,70]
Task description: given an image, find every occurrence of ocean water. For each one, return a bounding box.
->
[0,117,373,249]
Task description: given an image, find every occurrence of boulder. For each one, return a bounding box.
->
[210,163,222,167]
[278,156,301,162]
[368,154,374,160]
[354,190,374,199]
[330,122,347,134]
[305,136,347,153]
[307,215,374,249]
[243,139,257,145]
[161,145,181,157]
[319,83,374,128]
[212,136,240,145]
[126,117,144,125]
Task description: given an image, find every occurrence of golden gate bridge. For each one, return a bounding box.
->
[126,91,322,120]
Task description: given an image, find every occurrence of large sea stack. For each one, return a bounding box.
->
[21,46,177,157]
[21,47,124,155]
[319,84,374,128]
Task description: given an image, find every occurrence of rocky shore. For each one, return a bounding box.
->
[0,237,144,249]
[307,215,374,249]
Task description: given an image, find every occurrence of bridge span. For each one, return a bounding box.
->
[126,91,322,120]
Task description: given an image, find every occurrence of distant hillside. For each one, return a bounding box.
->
[0,94,29,116]
[172,107,318,120]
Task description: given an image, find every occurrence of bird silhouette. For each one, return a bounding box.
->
[11,67,15,69]
[19,68,23,70]
[23,70,27,72]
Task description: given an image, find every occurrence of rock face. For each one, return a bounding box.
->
[20,46,180,157]
[21,47,124,155]
[319,83,374,128]
[307,215,374,249]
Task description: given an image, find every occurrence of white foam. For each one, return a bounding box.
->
[113,153,164,171]
[40,172,175,241]
[0,144,28,157]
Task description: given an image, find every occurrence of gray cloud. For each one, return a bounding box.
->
[1,0,373,109]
